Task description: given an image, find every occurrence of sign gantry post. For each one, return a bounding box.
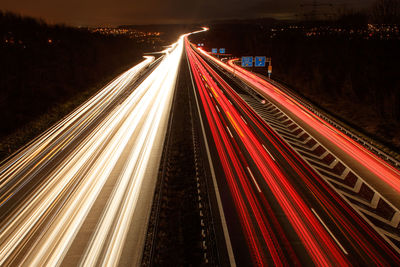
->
[267,58,272,78]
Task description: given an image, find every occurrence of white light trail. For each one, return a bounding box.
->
[0,34,185,266]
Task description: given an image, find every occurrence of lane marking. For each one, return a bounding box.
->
[311,208,348,255]
[262,144,276,161]
[226,127,233,138]
[240,116,247,125]
[246,167,261,193]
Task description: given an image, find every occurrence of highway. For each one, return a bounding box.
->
[0,27,399,266]
[0,35,184,266]
[185,37,400,265]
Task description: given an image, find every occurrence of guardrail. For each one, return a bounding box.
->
[263,75,400,170]
[201,52,400,170]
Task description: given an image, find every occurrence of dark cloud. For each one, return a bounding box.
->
[1,0,375,26]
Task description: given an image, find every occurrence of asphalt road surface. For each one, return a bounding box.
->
[0,36,184,266]
[185,37,400,265]
[1,28,399,266]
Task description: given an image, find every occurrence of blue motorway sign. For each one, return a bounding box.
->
[219,48,226,54]
[255,56,266,67]
[211,48,218,53]
[241,56,253,67]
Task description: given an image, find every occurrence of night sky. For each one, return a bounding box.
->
[2,0,375,26]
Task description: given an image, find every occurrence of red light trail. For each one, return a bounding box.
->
[186,36,400,265]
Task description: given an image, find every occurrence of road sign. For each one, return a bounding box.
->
[255,56,266,67]
[241,56,253,67]
[211,48,218,53]
[219,48,225,54]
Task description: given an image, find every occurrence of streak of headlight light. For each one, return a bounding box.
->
[0,56,153,181]
[17,36,182,266]
[77,37,183,266]
[0,75,153,265]
[96,45,183,266]
[0,59,152,236]
[0,58,154,263]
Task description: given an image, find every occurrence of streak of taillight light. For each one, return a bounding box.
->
[187,44,271,265]
[220,55,400,194]
[207,56,396,263]
[188,40,349,266]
